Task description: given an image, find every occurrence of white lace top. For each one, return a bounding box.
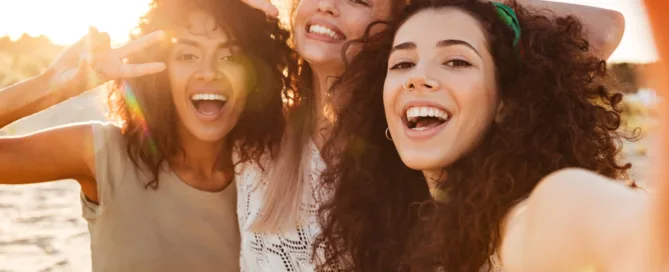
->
[235,141,325,272]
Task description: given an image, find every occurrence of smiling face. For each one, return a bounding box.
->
[384,7,500,173]
[168,10,249,143]
[293,0,394,72]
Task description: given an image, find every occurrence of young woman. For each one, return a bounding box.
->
[234,0,628,271]
[316,0,648,271]
[0,0,294,270]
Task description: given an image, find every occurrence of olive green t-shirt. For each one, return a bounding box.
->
[81,122,240,272]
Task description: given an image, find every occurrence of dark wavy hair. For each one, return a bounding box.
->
[106,0,298,188]
[315,0,637,271]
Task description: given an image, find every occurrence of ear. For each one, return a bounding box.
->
[494,101,505,124]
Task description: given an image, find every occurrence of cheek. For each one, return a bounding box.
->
[222,65,250,104]
[167,65,190,99]
[453,80,499,139]
[293,1,312,27]
[382,79,397,116]
[343,12,376,38]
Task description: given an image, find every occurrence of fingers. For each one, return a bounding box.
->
[116,62,167,78]
[93,32,111,52]
[113,30,166,58]
[242,0,279,17]
[83,27,111,65]
[84,27,110,52]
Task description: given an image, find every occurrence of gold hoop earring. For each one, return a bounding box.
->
[403,79,414,90]
[385,127,392,141]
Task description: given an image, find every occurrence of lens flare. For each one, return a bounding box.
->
[121,80,158,156]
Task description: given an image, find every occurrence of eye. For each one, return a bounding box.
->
[176,53,199,61]
[220,55,238,62]
[443,59,472,68]
[348,0,370,7]
[389,61,415,70]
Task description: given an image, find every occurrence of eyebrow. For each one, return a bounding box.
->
[390,39,481,57]
[390,42,416,54]
[172,38,239,49]
[437,39,481,57]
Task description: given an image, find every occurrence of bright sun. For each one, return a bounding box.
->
[0,0,152,45]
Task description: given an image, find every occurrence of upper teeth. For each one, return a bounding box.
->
[308,24,341,40]
[191,93,227,101]
[406,106,450,122]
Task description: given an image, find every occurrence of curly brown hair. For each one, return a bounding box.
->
[105,0,299,188]
[314,0,637,271]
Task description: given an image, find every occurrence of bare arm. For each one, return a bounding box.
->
[513,0,625,59]
[0,28,165,129]
[0,70,71,128]
[500,168,650,271]
[0,29,166,203]
[0,123,98,202]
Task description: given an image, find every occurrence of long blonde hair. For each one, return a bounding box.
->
[249,0,407,232]
[250,59,315,232]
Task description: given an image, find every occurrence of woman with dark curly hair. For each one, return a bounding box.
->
[315,0,648,271]
[0,0,295,270]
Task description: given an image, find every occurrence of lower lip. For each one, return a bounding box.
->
[403,121,448,140]
[190,101,227,122]
[305,31,344,44]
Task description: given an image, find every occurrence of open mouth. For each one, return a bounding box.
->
[190,93,228,116]
[404,106,451,131]
[306,23,346,40]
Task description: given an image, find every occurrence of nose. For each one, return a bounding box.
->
[317,0,340,17]
[404,76,440,91]
[194,60,222,82]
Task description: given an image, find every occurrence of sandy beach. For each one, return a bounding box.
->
[0,89,656,272]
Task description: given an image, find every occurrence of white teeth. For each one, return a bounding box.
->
[405,106,450,122]
[308,24,341,40]
[191,93,227,101]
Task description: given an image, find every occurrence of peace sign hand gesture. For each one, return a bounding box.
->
[47,27,167,98]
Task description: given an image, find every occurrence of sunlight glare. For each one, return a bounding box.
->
[0,0,152,45]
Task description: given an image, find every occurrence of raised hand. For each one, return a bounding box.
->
[47,27,166,98]
[239,0,279,17]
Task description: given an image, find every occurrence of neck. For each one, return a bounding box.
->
[310,64,344,149]
[423,170,443,192]
[171,124,231,179]
[423,169,448,201]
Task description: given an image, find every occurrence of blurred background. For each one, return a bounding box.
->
[0,0,660,271]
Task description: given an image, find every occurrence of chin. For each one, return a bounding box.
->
[399,152,451,172]
[298,45,343,66]
[187,126,229,143]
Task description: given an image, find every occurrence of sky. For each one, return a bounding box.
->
[0,0,658,63]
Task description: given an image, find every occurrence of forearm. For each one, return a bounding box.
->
[0,70,69,128]
[506,0,625,59]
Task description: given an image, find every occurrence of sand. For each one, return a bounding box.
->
[0,89,655,272]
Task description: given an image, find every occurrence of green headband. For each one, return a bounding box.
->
[492,2,522,47]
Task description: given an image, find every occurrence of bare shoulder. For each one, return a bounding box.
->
[500,168,648,271]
